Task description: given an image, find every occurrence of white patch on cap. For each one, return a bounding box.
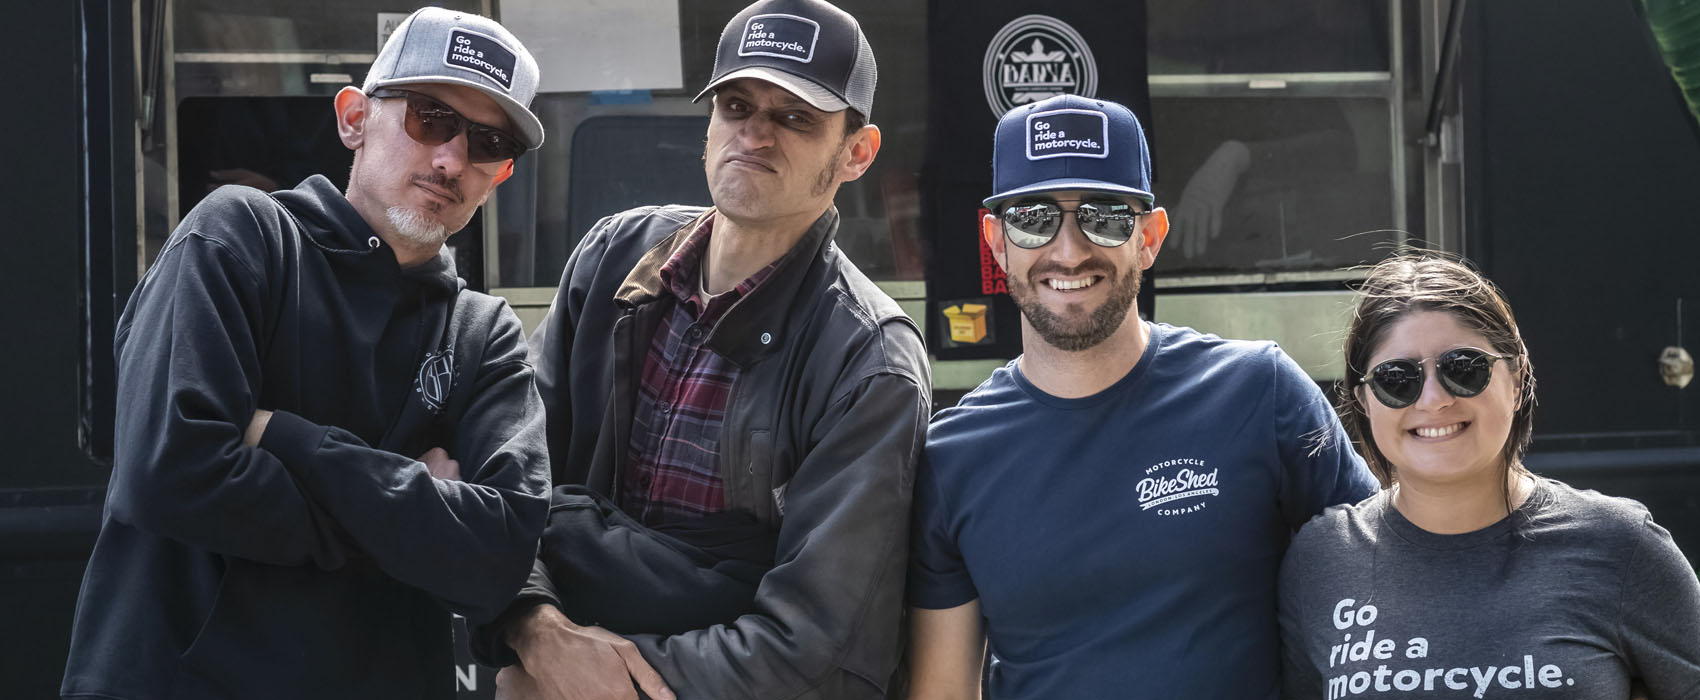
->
[739,13,820,63]
[443,28,517,90]
[1025,108,1110,161]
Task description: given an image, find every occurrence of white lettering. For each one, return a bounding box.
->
[1445,668,1468,690]
[455,664,477,691]
[1393,670,1421,691]
[1332,599,1357,630]
[1498,664,1522,689]
[1373,638,1395,660]
[1470,667,1498,698]
[1135,468,1219,504]
[1538,664,1563,688]
[1424,668,1445,690]
[1406,637,1429,658]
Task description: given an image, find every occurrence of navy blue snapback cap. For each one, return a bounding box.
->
[694,0,877,119]
[984,94,1154,209]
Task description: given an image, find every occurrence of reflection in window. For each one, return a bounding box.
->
[490,0,928,288]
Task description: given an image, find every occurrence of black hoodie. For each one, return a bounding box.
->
[63,175,551,699]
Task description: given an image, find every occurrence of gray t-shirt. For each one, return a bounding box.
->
[1279,478,1700,700]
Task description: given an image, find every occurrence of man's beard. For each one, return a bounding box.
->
[385,172,461,247]
[386,205,451,247]
[1008,260,1142,352]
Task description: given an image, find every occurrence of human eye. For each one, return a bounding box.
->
[718,96,753,118]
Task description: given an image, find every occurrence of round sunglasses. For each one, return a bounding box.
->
[999,198,1151,249]
[366,88,525,164]
[1359,347,1516,409]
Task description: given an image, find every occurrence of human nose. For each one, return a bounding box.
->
[735,111,778,150]
[1046,211,1095,267]
[431,129,472,178]
[1411,360,1455,411]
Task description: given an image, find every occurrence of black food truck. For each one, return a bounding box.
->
[8,0,1699,696]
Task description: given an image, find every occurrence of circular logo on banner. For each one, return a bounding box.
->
[983,14,1099,117]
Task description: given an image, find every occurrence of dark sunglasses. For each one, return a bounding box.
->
[367,88,524,164]
[1360,347,1516,409]
[999,198,1152,249]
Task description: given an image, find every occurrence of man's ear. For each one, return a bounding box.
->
[836,123,881,183]
[490,159,515,186]
[1138,207,1170,269]
[981,211,1009,273]
[334,86,371,151]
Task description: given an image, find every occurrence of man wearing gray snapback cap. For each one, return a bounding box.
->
[62,8,551,699]
[904,95,1376,699]
[472,1,927,699]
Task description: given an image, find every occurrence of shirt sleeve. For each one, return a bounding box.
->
[1269,345,1379,530]
[907,444,980,610]
[1277,527,1327,699]
[1618,513,1700,700]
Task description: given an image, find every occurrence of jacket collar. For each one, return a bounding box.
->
[614,206,840,366]
[271,174,461,297]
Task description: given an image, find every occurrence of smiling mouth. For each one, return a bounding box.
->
[1046,275,1103,291]
[1411,422,1468,439]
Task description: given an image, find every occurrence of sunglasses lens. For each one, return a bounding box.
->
[1437,349,1496,398]
[466,126,523,163]
[1001,202,1063,249]
[1075,201,1141,247]
[401,94,521,164]
[1368,360,1423,408]
[402,96,463,146]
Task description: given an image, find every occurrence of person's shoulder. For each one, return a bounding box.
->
[1532,478,1658,539]
[815,251,926,371]
[169,185,295,265]
[927,362,1024,446]
[1153,322,1284,372]
[1291,492,1386,552]
[585,205,706,253]
[1150,324,1308,401]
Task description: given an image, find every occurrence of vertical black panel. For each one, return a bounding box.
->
[1464,0,1700,444]
[921,2,1151,361]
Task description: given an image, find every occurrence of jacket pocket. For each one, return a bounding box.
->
[744,429,775,523]
[172,559,433,699]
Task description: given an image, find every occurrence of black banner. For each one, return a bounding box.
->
[921,2,1152,360]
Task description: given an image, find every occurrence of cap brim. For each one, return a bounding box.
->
[368,75,546,151]
[983,179,1155,209]
[693,66,850,113]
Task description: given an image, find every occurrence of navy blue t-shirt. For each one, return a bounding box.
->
[909,322,1377,699]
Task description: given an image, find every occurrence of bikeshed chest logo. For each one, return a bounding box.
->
[444,29,517,90]
[983,14,1099,117]
[1027,109,1109,160]
[739,14,820,63]
[1138,458,1221,517]
[415,349,456,413]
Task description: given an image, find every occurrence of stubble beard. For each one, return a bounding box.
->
[386,205,451,248]
[1008,262,1142,352]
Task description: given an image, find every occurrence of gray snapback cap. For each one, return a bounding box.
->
[364,7,545,150]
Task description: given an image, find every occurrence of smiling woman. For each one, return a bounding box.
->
[1277,254,1700,700]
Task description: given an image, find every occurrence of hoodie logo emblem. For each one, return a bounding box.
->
[415,349,456,413]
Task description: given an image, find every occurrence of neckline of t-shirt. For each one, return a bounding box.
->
[1377,478,1552,550]
[1009,322,1166,409]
